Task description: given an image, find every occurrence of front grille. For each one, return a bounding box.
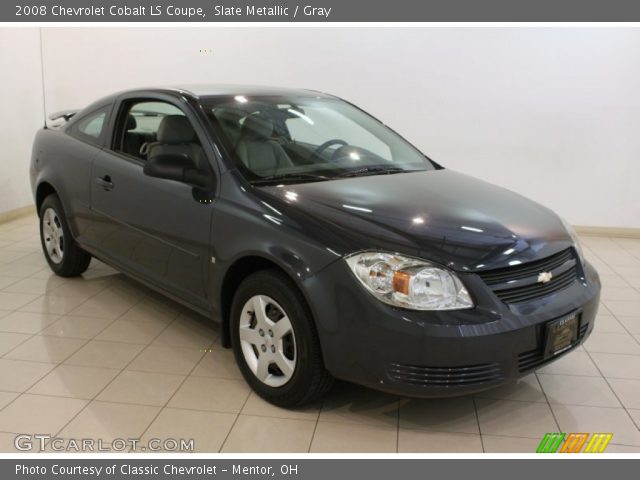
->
[477,248,579,304]
[517,321,589,372]
[387,362,503,387]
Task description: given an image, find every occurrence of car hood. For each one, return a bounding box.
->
[257,169,573,272]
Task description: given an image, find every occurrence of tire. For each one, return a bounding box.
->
[230,269,333,407]
[39,194,91,277]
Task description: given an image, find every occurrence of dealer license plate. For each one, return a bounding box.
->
[544,313,579,357]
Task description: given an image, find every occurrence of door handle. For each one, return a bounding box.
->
[95,175,114,191]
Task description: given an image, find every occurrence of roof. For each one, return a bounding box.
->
[146,84,335,99]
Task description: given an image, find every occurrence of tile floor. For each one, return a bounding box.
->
[0,213,639,453]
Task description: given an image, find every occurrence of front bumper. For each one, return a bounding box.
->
[303,259,601,397]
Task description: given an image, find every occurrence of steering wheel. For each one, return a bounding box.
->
[310,139,348,162]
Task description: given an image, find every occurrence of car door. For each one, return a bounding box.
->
[88,95,216,308]
[57,105,113,245]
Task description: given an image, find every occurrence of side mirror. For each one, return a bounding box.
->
[143,154,213,190]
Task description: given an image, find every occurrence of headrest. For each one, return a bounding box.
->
[215,110,243,127]
[240,115,274,140]
[126,114,137,131]
[157,115,195,143]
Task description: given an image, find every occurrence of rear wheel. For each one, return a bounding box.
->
[230,269,333,407]
[39,194,91,277]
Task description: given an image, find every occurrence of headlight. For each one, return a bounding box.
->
[345,252,473,310]
[560,217,585,264]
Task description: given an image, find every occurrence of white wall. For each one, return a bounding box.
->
[5,27,640,228]
[0,28,44,213]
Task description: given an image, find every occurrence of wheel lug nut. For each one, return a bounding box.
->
[268,330,274,337]
[261,345,266,352]
[270,345,275,353]
[259,329,264,336]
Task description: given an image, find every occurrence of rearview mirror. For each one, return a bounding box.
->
[143,154,213,190]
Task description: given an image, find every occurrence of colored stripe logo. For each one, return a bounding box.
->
[537,433,612,453]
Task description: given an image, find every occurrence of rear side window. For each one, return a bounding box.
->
[69,106,110,145]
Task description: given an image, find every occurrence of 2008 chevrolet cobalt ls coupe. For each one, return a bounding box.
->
[30,85,600,407]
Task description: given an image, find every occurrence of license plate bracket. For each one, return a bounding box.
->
[544,313,579,357]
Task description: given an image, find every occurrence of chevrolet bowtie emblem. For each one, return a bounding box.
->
[537,271,553,283]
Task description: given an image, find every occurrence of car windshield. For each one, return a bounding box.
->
[202,95,437,185]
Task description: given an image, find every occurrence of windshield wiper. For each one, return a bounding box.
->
[335,165,410,178]
[250,173,330,185]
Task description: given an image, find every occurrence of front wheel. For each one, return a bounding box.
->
[39,194,91,277]
[230,269,333,407]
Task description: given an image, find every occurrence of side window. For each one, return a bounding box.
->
[69,106,110,145]
[114,100,202,163]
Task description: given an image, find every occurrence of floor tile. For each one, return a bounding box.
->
[482,435,541,453]
[583,332,640,355]
[551,404,640,446]
[28,365,120,399]
[39,315,114,339]
[475,398,558,437]
[0,311,59,334]
[1,277,62,296]
[590,353,640,380]
[0,391,18,410]
[537,373,621,407]
[169,377,250,413]
[398,429,482,453]
[59,401,160,443]
[152,319,217,349]
[601,287,640,303]
[19,295,86,315]
[222,415,315,453]
[0,332,31,355]
[475,374,546,403]
[611,267,640,277]
[0,251,30,264]
[0,394,86,434]
[49,278,111,299]
[64,340,145,369]
[141,408,236,453]
[0,359,55,392]
[616,316,640,335]
[0,277,20,290]
[0,292,40,310]
[607,378,640,409]
[0,264,43,278]
[119,297,181,324]
[95,319,167,344]
[97,370,185,407]
[598,275,632,288]
[538,350,601,376]
[241,392,321,421]
[190,347,242,380]
[629,409,640,429]
[312,421,397,453]
[4,335,86,363]
[398,397,479,434]
[68,289,138,320]
[319,383,399,428]
[593,315,627,334]
[602,300,640,318]
[127,345,204,375]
